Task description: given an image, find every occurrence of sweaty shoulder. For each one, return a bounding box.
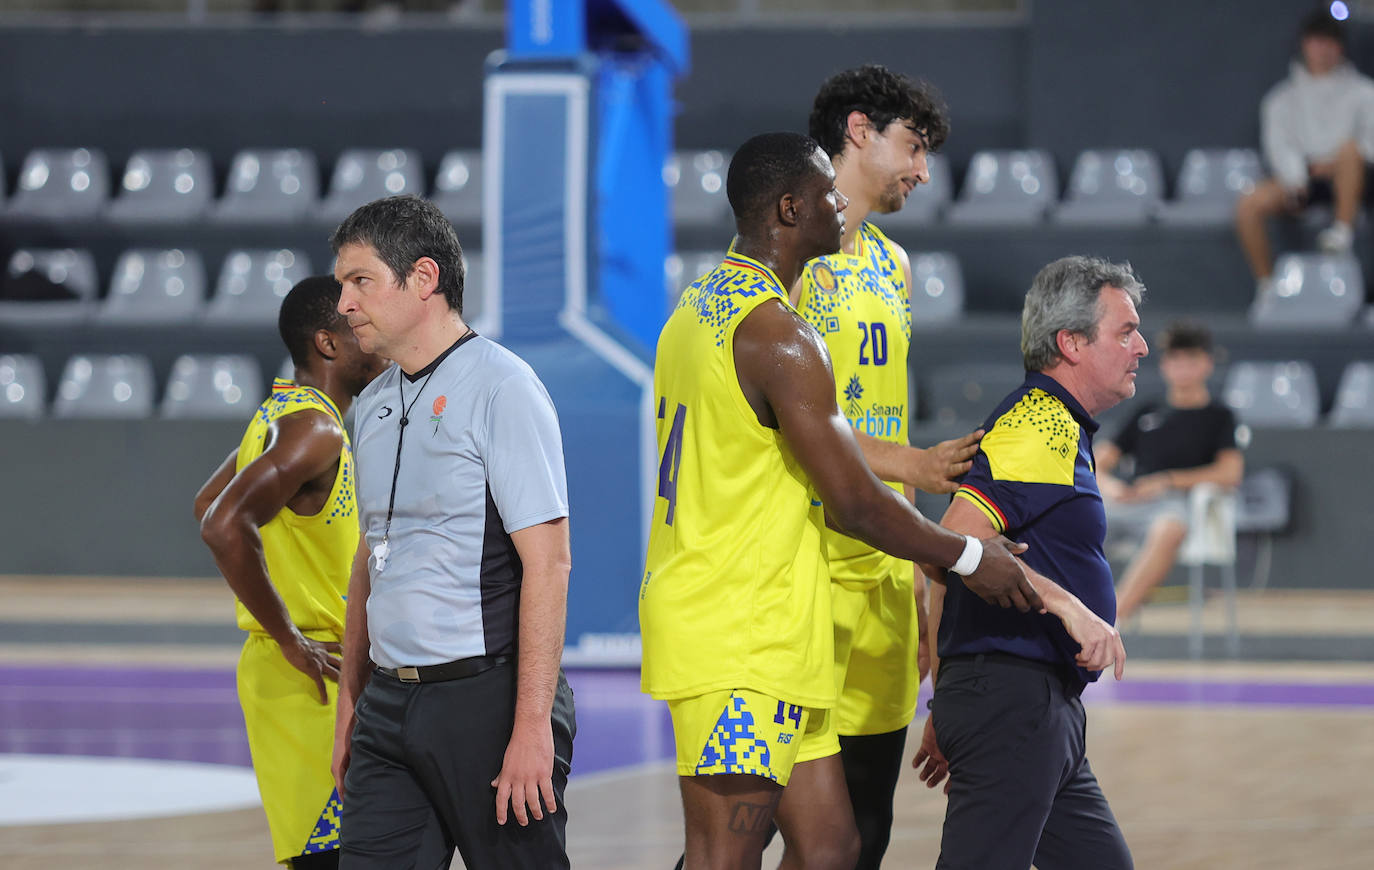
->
[979,387,1080,486]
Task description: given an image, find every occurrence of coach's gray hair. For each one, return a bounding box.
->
[1021,256,1145,372]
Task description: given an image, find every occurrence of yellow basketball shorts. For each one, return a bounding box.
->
[237,632,343,864]
[832,564,921,737]
[668,689,839,786]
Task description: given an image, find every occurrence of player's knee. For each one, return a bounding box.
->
[1151,516,1188,546]
[802,826,861,870]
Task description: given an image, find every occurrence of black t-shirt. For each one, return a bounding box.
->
[1110,399,1237,477]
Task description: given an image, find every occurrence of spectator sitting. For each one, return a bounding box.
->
[1096,321,1244,625]
[1235,6,1374,301]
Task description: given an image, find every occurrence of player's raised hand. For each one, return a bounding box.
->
[911,429,984,494]
[279,630,343,704]
[962,536,1043,613]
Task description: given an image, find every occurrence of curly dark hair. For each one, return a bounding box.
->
[809,64,950,159]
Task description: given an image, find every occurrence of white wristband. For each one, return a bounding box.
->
[950,534,983,576]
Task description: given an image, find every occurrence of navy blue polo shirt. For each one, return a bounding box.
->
[939,371,1116,686]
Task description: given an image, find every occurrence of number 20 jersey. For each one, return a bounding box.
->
[640,252,835,710]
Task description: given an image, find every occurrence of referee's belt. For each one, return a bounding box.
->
[376,654,509,684]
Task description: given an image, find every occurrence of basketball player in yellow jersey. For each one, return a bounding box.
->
[789,65,975,869]
[194,275,385,869]
[642,131,1040,870]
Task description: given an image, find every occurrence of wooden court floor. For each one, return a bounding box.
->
[2,577,1372,869]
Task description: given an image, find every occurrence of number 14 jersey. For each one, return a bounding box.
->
[640,252,834,710]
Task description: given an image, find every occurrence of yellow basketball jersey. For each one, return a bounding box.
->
[233,379,356,635]
[640,252,834,709]
[796,222,912,589]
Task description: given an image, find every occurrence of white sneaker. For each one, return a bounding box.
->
[1317,221,1354,253]
[1251,277,1276,317]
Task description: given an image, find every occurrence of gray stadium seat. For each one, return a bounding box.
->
[461,250,485,325]
[6,148,110,220]
[212,149,319,223]
[99,248,207,324]
[1223,361,1321,428]
[946,149,1057,225]
[1054,148,1164,225]
[1250,253,1364,327]
[924,363,1025,425]
[278,356,295,383]
[1329,361,1374,427]
[665,251,725,305]
[0,354,46,419]
[0,248,99,325]
[160,354,265,419]
[0,151,6,208]
[432,150,482,224]
[318,148,425,224]
[106,148,214,223]
[908,252,964,324]
[206,249,312,325]
[1157,148,1261,226]
[666,150,731,228]
[871,153,953,227]
[53,354,155,419]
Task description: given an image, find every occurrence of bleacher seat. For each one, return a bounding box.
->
[0,354,46,419]
[461,251,485,325]
[106,148,214,223]
[924,363,1025,425]
[205,249,312,325]
[277,356,295,383]
[432,150,482,224]
[1157,148,1262,226]
[99,248,206,324]
[160,354,265,419]
[1054,148,1164,225]
[212,149,319,223]
[318,148,425,224]
[6,148,110,220]
[1329,361,1374,427]
[53,354,155,419]
[1223,361,1321,427]
[666,150,731,228]
[0,248,99,325]
[946,149,1057,225]
[665,251,725,304]
[908,252,965,324]
[871,153,953,227]
[0,151,6,207]
[1251,253,1364,327]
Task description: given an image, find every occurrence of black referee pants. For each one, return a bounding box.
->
[932,653,1131,870]
[340,661,576,870]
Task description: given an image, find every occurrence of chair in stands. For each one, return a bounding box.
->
[53,354,156,419]
[1234,466,1293,593]
[6,148,110,220]
[205,249,312,326]
[461,251,486,328]
[1157,148,1262,226]
[1223,361,1321,428]
[318,148,425,224]
[0,354,47,419]
[1054,148,1164,225]
[924,363,1025,426]
[1329,361,1374,427]
[908,251,965,324]
[664,251,725,305]
[1178,483,1240,658]
[98,248,207,325]
[0,248,100,326]
[160,354,265,420]
[871,153,953,227]
[1250,253,1364,327]
[432,150,483,225]
[946,149,1057,225]
[212,149,319,223]
[665,150,731,229]
[106,148,214,223]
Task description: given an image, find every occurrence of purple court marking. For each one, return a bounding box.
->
[2,666,1371,774]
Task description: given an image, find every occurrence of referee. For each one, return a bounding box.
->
[914,256,1139,869]
[329,195,576,869]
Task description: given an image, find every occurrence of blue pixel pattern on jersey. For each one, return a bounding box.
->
[300,786,342,855]
[678,255,786,347]
[697,693,775,780]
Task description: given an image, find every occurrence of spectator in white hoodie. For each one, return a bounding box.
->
[1235,7,1374,299]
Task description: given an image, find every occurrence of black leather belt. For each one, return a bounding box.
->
[376,654,509,684]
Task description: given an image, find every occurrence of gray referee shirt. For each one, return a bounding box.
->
[352,333,569,669]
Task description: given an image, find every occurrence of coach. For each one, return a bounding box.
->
[328,195,576,869]
[914,256,1141,869]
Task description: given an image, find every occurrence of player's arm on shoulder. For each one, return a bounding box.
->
[732,299,963,567]
[193,448,239,523]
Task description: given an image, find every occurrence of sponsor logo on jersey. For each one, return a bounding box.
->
[810,261,838,294]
